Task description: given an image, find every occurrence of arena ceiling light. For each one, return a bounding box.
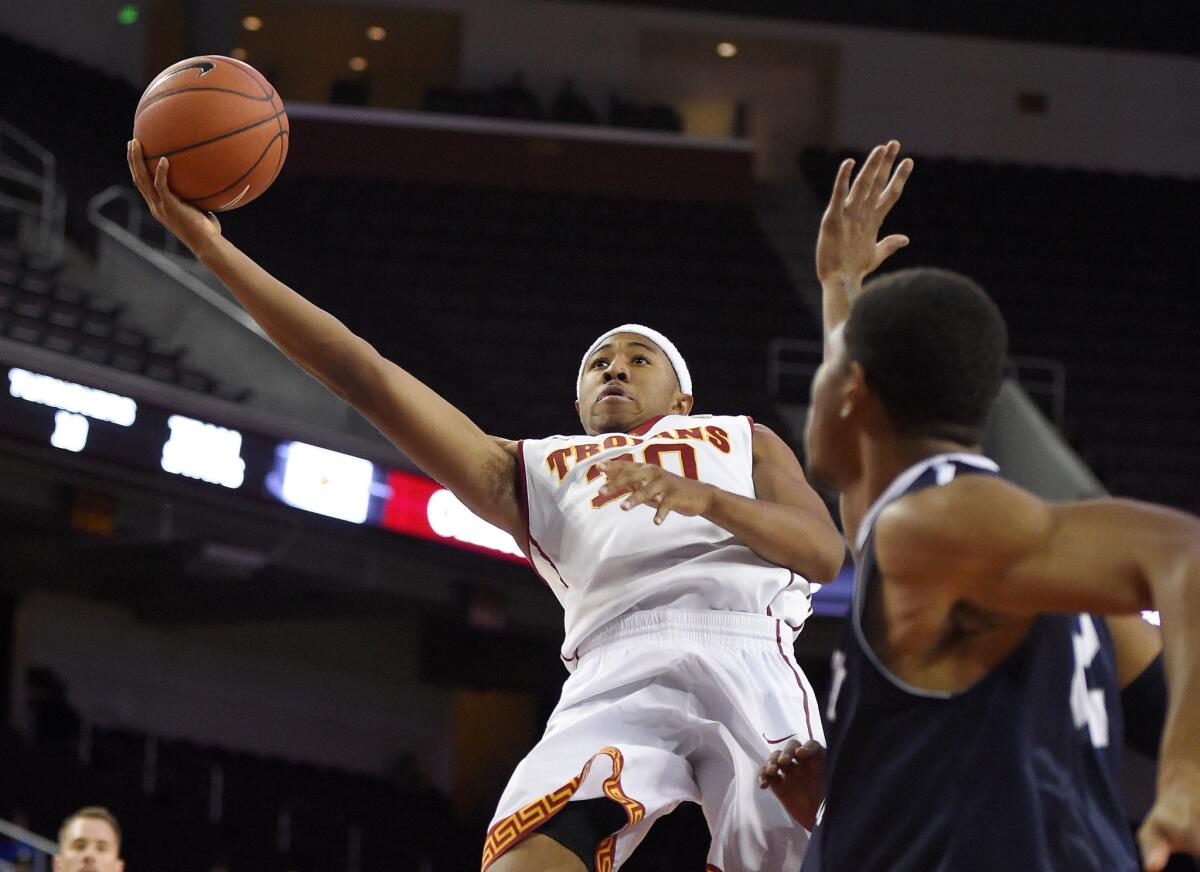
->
[241,15,263,32]
[348,56,368,72]
[366,26,387,41]
[716,41,738,58]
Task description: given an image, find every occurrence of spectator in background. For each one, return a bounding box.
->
[549,79,598,124]
[53,807,123,872]
[492,71,542,120]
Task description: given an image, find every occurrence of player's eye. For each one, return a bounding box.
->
[591,357,608,369]
[633,355,649,364]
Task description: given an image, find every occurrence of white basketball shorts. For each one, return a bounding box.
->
[482,609,824,872]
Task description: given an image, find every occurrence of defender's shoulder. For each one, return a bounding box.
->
[874,475,1050,588]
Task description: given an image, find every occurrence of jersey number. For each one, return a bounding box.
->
[587,444,699,508]
[827,649,847,723]
[1070,615,1109,749]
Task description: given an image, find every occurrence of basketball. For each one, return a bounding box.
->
[133,55,289,212]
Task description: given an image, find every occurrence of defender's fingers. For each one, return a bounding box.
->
[789,740,826,765]
[828,158,855,213]
[877,157,914,213]
[1136,817,1176,872]
[868,140,900,201]
[847,144,886,206]
[875,235,910,263]
[653,497,674,525]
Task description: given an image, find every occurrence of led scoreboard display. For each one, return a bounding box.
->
[0,365,525,564]
[3,365,981,621]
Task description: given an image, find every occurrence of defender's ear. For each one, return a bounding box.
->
[840,362,868,420]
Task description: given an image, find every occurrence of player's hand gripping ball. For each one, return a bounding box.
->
[133,55,289,211]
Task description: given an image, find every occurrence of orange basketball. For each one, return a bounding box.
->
[133,55,289,212]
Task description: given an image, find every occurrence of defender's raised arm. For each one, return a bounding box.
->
[817,140,912,350]
[127,141,521,540]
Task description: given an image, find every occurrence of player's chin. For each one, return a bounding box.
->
[588,404,639,434]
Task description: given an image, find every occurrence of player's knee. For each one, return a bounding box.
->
[487,833,588,872]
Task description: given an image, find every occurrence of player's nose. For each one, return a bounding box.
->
[602,364,630,382]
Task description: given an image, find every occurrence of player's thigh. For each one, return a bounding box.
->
[488,834,587,872]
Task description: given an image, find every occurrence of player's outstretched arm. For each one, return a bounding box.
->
[816,140,912,353]
[597,424,844,582]
[126,140,521,538]
[874,477,1200,868]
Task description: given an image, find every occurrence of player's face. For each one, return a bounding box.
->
[576,334,691,435]
[53,818,124,872]
[805,325,861,489]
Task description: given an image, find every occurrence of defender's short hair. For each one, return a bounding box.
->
[59,806,122,849]
[844,267,1008,442]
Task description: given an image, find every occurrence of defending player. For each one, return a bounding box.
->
[126,142,845,872]
[761,141,1200,870]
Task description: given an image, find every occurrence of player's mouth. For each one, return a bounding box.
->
[597,385,633,403]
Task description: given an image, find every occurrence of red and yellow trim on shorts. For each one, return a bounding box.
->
[481,745,646,871]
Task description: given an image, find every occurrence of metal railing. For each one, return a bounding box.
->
[1007,354,1066,429]
[87,185,268,340]
[766,337,1067,429]
[0,118,66,262]
[766,337,822,402]
[0,817,56,872]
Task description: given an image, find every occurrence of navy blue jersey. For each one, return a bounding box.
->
[802,453,1138,872]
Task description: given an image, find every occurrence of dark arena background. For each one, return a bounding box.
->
[0,2,1198,870]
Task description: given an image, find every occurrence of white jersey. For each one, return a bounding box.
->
[519,413,813,664]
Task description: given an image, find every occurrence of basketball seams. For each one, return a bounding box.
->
[184,131,288,207]
[223,55,274,99]
[135,86,276,120]
[143,109,286,160]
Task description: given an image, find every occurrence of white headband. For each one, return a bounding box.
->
[576,324,692,398]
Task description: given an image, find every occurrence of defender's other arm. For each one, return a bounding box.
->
[127,142,521,537]
[875,477,1200,869]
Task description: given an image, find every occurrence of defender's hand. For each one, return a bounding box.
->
[1138,767,1200,871]
[816,139,912,288]
[758,739,826,832]
[126,139,223,256]
[596,460,716,525]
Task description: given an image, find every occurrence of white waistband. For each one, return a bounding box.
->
[577,609,783,658]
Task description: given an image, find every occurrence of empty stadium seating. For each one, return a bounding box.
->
[2,719,469,872]
[221,176,812,441]
[0,242,231,397]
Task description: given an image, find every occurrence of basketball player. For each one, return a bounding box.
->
[760,141,1200,870]
[54,807,124,872]
[126,141,845,871]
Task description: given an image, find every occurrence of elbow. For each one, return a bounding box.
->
[818,539,847,584]
[319,339,384,407]
[795,532,846,585]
